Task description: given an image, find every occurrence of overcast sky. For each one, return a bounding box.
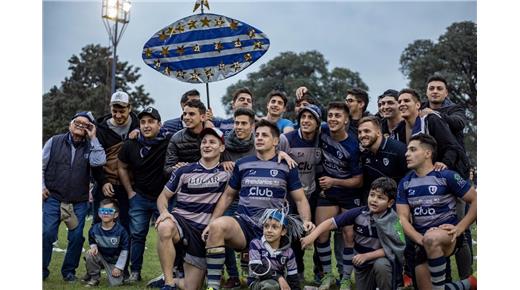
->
[43,0,476,121]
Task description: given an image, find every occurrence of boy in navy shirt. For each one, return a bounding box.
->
[396,134,476,290]
[302,177,405,290]
[83,198,129,287]
[248,209,302,290]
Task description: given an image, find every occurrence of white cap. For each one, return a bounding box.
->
[110,91,130,107]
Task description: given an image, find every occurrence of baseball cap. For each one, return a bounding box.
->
[297,104,322,124]
[72,111,95,123]
[138,107,161,121]
[110,91,130,107]
[200,127,225,144]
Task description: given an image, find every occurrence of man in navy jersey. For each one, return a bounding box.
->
[358,116,408,197]
[279,104,323,280]
[315,102,363,290]
[202,120,315,290]
[154,128,230,290]
[396,134,477,290]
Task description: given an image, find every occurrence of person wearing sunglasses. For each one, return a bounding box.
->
[42,111,106,282]
[83,198,129,287]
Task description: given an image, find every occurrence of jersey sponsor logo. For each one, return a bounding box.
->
[454,173,467,187]
[413,206,436,216]
[248,186,273,197]
[188,176,220,187]
[428,186,438,195]
[298,161,313,171]
[408,189,415,196]
[383,158,389,166]
[249,169,257,175]
[244,178,280,187]
[315,149,321,158]
[270,170,278,177]
[337,151,344,159]
[297,151,304,157]
[365,158,371,164]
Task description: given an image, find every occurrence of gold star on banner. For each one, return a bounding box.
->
[200,17,211,27]
[190,70,201,81]
[254,41,263,50]
[214,41,223,53]
[232,62,241,71]
[161,46,169,57]
[159,30,167,41]
[248,29,256,39]
[229,19,238,30]
[218,62,226,72]
[164,66,171,76]
[176,70,186,78]
[176,24,185,33]
[144,48,152,58]
[205,68,214,78]
[166,26,176,35]
[176,45,185,55]
[188,20,197,29]
[154,59,161,69]
[234,38,242,49]
[244,53,252,62]
[215,17,225,27]
[192,44,201,53]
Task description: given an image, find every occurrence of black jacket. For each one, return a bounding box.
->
[421,99,467,149]
[164,128,202,175]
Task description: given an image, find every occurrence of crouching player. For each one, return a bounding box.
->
[248,209,304,290]
[301,177,405,290]
[396,134,476,290]
[154,128,230,290]
[83,198,129,287]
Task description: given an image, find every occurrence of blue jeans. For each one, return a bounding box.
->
[42,197,88,279]
[128,193,162,273]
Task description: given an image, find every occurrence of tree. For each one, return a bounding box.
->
[43,44,154,142]
[399,21,477,165]
[222,51,368,120]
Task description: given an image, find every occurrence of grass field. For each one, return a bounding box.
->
[43,218,477,289]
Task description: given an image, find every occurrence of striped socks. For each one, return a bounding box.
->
[342,247,354,279]
[428,257,472,290]
[206,246,226,290]
[316,240,332,273]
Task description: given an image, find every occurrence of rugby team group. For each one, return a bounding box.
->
[42,75,477,290]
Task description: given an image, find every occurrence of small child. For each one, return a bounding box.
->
[248,209,304,290]
[301,177,405,290]
[82,198,129,287]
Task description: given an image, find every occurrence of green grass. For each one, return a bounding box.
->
[44,219,477,289]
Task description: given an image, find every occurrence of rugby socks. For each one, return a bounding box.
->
[428,257,447,290]
[342,247,354,280]
[206,246,226,290]
[316,240,333,273]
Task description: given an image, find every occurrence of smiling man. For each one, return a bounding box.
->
[117,107,173,283]
[202,120,314,290]
[378,89,405,144]
[263,90,294,134]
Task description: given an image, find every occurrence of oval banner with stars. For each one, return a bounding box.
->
[142,13,270,83]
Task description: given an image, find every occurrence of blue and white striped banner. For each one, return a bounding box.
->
[142,13,270,83]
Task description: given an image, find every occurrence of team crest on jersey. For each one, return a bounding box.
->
[365,158,371,164]
[270,170,278,177]
[315,149,321,158]
[280,256,287,264]
[383,158,389,166]
[408,189,415,196]
[110,238,118,245]
[428,186,438,195]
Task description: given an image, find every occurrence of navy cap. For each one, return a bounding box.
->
[72,111,95,123]
[297,104,322,124]
[138,107,161,121]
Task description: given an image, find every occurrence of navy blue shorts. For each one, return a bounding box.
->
[172,212,207,269]
[317,190,361,210]
[233,215,263,251]
[411,234,464,266]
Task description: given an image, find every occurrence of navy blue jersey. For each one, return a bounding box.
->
[279,130,321,197]
[360,137,409,192]
[397,169,471,234]
[229,155,302,222]
[382,120,407,145]
[88,222,129,267]
[333,206,383,268]
[319,125,362,196]
[165,162,230,230]
[248,237,298,285]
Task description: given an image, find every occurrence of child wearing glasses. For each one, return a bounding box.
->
[82,198,129,287]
